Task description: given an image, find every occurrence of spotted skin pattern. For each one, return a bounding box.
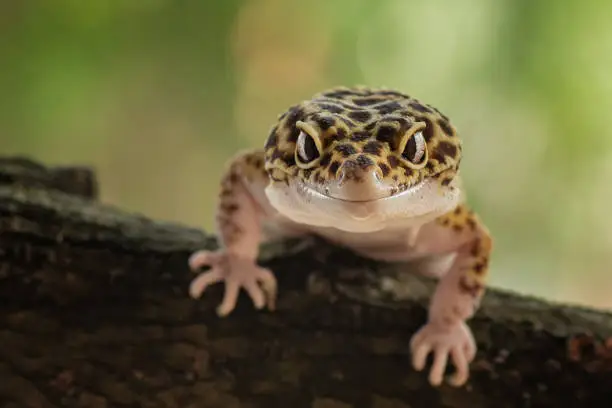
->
[436,205,492,300]
[188,86,493,388]
[264,87,461,194]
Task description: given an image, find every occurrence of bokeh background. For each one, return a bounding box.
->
[1,0,610,308]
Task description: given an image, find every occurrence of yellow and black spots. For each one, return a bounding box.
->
[215,149,268,245]
[458,234,492,299]
[436,204,493,299]
[263,86,462,197]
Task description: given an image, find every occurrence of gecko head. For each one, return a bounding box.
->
[263,86,463,233]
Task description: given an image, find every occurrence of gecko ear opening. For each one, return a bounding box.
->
[295,121,323,169]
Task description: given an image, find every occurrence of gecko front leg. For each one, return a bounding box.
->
[410,204,493,387]
[189,150,277,316]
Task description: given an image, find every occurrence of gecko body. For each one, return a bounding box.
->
[189,86,493,387]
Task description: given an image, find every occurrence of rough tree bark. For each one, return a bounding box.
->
[0,156,610,408]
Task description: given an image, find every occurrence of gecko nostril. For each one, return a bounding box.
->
[337,161,358,184]
[354,154,375,170]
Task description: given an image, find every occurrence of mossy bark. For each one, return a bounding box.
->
[0,157,611,408]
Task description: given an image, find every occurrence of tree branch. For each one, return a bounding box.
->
[0,157,610,408]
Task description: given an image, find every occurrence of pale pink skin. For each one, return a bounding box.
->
[189,159,483,387]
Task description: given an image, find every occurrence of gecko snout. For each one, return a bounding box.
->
[326,155,390,202]
[337,155,382,184]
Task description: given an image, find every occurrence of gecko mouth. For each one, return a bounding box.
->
[297,179,426,204]
[293,178,437,224]
[265,176,460,232]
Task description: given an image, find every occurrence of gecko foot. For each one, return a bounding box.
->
[410,321,476,387]
[188,250,277,317]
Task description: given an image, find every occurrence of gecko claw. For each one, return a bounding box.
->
[188,249,277,316]
[410,321,476,387]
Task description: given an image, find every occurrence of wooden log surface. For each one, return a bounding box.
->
[0,157,611,408]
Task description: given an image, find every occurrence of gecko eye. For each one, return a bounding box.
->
[296,131,320,165]
[402,131,426,165]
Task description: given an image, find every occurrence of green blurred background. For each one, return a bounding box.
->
[1,0,610,308]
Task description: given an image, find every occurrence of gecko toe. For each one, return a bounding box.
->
[189,268,223,298]
[217,279,241,317]
[256,267,278,309]
[429,347,450,386]
[244,279,266,309]
[449,347,469,387]
[189,250,221,270]
[411,341,430,371]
